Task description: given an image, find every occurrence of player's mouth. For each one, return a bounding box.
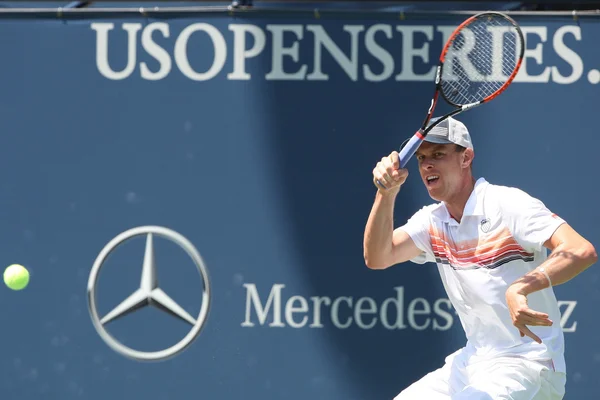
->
[425,175,440,187]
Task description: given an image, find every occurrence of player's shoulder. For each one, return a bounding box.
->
[409,202,445,220]
[483,181,546,214]
[484,181,537,203]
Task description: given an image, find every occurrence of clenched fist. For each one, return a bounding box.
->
[373,151,408,194]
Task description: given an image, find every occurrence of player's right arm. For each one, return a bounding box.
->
[363,151,423,270]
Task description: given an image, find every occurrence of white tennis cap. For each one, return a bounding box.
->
[425,117,473,149]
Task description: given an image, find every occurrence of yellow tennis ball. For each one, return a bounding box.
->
[4,264,30,290]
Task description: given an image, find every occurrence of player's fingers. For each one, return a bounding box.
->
[382,173,395,186]
[373,177,387,190]
[387,165,400,181]
[382,156,394,172]
[390,170,408,185]
[522,309,550,321]
[395,168,409,183]
[376,163,396,186]
[373,167,386,188]
[517,315,553,326]
[381,155,392,166]
[518,325,542,344]
[520,325,541,343]
[373,167,393,189]
[513,310,551,326]
[518,308,552,325]
[391,151,400,170]
[522,315,553,326]
[385,157,404,182]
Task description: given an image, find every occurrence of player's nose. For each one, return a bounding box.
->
[420,159,435,170]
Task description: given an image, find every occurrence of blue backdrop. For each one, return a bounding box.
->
[0,8,598,400]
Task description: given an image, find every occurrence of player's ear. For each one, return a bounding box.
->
[462,148,474,169]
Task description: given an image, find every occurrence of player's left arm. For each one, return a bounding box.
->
[519,223,597,291]
[506,223,597,343]
[499,186,598,343]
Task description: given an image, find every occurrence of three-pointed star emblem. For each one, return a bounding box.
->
[87,226,210,362]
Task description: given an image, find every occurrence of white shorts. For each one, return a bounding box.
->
[394,348,566,400]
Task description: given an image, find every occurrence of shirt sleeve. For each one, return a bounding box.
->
[396,206,436,264]
[499,187,566,253]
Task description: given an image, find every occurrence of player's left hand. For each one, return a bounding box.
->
[505,286,553,344]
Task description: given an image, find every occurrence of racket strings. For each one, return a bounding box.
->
[441,15,521,106]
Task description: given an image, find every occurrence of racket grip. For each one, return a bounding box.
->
[398,134,423,168]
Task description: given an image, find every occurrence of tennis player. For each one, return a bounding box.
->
[363,117,597,399]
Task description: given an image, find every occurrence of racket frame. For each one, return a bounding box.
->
[397,11,525,169]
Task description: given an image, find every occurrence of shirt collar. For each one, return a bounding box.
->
[431,177,489,223]
[462,177,489,217]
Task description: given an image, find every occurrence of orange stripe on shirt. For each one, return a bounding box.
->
[428,226,534,270]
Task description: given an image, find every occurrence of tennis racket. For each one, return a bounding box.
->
[397,11,525,168]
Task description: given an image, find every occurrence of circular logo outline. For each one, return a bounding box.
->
[87,226,211,362]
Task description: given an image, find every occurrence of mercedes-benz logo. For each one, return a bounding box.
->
[87,226,210,362]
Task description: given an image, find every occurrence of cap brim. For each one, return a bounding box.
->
[423,136,453,145]
[400,135,453,151]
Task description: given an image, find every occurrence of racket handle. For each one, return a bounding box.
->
[398,133,423,168]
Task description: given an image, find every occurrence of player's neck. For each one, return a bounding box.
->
[444,176,476,223]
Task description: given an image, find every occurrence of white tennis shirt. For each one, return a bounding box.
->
[399,177,566,373]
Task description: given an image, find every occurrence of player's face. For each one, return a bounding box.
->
[416,142,469,201]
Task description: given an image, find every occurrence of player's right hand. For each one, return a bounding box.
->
[373,151,408,193]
